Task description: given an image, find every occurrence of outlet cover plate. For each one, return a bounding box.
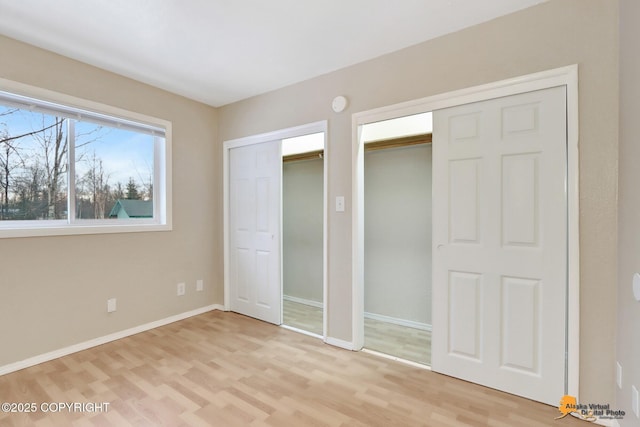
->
[617,362,622,389]
[177,282,186,296]
[196,279,204,291]
[107,298,117,313]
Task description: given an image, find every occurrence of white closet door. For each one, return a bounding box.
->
[229,140,281,325]
[431,86,567,405]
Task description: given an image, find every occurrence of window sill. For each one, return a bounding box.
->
[0,221,172,239]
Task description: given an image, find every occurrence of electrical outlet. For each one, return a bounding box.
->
[196,279,204,292]
[177,282,186,296]
[632,385,639,418]
[107,298,117,313]
[617,362,622,389]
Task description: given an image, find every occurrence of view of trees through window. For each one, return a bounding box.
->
[0,104,155,222]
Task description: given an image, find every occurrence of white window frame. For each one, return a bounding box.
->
[0,78,172,238]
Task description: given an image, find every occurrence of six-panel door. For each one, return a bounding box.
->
[431,86,568,405]
[229,140,282,325]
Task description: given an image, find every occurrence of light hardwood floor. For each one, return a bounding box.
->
[0,311,583,426]
[283,300,430,365]
[364,318,431,366]
[282,300,323,336]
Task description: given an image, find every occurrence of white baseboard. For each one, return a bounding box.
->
[283,299,430,333]
[361,348,431,370]
[572,412,618,427]
[283,294,323,309]
[324,336,354,351]
[280,324,323,339]
[0,304,222,376]
[364,311,432,332]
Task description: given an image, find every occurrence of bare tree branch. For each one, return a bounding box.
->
[0,108,18,117]
[0,120,63,145]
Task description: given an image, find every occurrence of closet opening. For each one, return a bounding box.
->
[281,132,325,337]
[361,112,433,365]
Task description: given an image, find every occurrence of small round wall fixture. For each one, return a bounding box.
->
[332,95,348,113]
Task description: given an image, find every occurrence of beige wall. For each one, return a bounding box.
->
[219,0,619,403]
[283,158,324,304]
[617,1,640,424]
[0,0,621,408]
[0,35,221,366]
[364,145,432,325]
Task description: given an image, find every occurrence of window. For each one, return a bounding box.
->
[0,80,171,237]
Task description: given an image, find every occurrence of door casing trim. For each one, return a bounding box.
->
[223,120,328,334]
[351,65,579,398]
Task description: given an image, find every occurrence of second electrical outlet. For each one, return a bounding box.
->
[177,282,186,296]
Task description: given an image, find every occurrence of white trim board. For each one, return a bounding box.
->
[581,414,617,427]
[364,312,432,332]
[223,121,327,150]
[324,336,355,351]
[0,304,222,377]
[361,348,432,370]
[351,64,580,398]
[280,324,323,340]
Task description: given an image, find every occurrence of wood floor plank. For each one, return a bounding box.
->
[0,311,585,426]
[283,300,432,364]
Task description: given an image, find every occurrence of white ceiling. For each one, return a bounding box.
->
[0,0,546,107]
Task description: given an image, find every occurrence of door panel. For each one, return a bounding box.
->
[449,159,480,243]
[229,141,281,324]
[501,276,540,373]
[448,271,482,360]
[502,154,539,246]
[432,87,567,405]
